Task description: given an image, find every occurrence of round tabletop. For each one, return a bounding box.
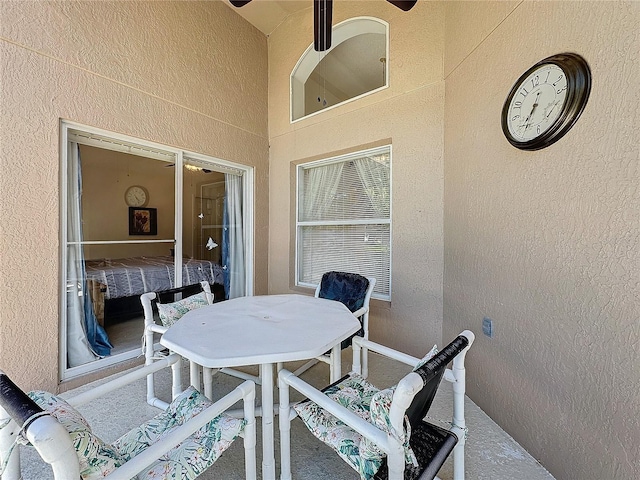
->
[160,294,360,368]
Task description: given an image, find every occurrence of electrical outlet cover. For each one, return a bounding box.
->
[482,317,493,338]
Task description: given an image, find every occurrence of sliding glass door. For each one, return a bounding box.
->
[61,122,253,380]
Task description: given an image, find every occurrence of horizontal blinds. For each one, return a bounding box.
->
[298,224,390,296]
[299,153,390,222]
[297,146,391,299]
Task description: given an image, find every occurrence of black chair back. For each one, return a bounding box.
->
[0,372,43,428]
[318,271,370,348]
[318,271,370,313]
[155,283,205,304]
[405,335,470,428]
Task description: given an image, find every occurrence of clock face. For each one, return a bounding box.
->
[506,63,568,142]
[125,186,148,207]
[501,53,591,151]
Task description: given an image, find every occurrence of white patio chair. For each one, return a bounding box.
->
[141,281,214,408]
[279,331,474,480]
[141,281,260,408]
[293,271,376,382]
[0,356,257,480]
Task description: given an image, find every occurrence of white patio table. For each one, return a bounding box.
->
[160,293,360,480]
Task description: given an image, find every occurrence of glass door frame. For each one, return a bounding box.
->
[59,120,254,380]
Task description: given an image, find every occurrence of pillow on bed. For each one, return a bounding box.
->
[157,292,209,327]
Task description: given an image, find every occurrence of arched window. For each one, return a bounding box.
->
[291,17,389,122]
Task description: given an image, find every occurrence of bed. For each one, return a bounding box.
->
[85,256,225,325]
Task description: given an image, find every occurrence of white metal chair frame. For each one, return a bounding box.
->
[141,281,213,408]
[293,275,376,383]
[0,356,257,480]
[141,281,261,409]
[279,331,475,480]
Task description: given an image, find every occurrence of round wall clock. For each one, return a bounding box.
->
[501,52,591,151]
[124,185,149,207]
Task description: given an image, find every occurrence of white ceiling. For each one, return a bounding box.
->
[223,0,311,35]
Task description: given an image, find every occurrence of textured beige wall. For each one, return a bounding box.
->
[444,2,639,479]
[268,0,446,356]
[0,1,269,391]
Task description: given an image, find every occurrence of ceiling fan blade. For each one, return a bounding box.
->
[230,0,252,7]
[314,0,333,52]
[386,0,418,11]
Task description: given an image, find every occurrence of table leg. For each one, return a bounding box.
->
[261,363,275,480]
[189,361,200,391]
[203,367,214,399]
[278,373,292,480]
[330,344,342,383]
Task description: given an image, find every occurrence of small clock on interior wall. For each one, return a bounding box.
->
[124,185,149,207]
[501,52,591,151]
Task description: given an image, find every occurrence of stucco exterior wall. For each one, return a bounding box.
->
[443,2,639,479]
[267,0,446,356]
[0,1,269,391]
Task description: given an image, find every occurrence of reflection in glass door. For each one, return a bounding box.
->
[197,182,225,264]
[61,122,253,380]
[183,158,246,301]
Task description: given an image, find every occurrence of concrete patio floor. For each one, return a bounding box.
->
[18,350,555,479]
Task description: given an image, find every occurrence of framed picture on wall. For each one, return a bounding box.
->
[129,207,157,235]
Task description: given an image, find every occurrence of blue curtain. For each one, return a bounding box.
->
[77,147,112,356]
[221,173,245,299]
[222,197,230,299]
[82,287,112,356]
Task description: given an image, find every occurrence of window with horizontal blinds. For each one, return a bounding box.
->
[296,146,391,299]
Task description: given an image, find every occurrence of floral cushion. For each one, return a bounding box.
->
[412,344,439,372]
[294,373,417,479]
[113,386,246,480]
[27,391,125,480]
[294,344,439,479]
[360,387,418,469]
[156,292,209,327]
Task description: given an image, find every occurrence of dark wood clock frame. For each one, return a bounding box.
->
[501,52,591,151]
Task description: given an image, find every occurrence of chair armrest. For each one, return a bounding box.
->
[279,369,392,453]
[24,415,81,479]
[351,306,368,319]
[66,354,181,407]
[148,324,168,335]
[103,380,256,480]
[352,337,421,368]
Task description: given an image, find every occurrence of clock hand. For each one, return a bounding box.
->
[521,91,542,130]
[546,100,560,118]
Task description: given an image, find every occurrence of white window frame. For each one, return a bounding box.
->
[295,145,392,300]
[290,17,389,123]
[59,120,254,380]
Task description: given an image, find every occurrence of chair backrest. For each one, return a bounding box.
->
[314,271,372,313]
[141,280,213,327]
[0,370,42,427]
[405,333,471,428]
[155,281,212,304]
